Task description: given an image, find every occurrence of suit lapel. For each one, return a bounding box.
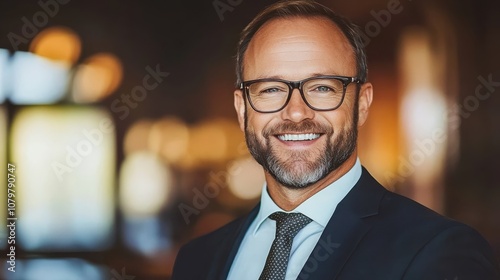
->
[298,168,386,279]
[207,204,260,280]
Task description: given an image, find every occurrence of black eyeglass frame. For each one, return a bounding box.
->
[238,75,361,113]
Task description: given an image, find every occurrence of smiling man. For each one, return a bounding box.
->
[172,1,500,279]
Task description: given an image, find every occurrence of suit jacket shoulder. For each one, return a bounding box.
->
[307,168,500,279]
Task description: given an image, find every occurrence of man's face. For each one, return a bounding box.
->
[234,17,372,189]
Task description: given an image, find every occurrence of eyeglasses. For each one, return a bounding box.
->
[239,75,361,113]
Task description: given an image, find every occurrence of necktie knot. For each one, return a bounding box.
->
[269,212,312,238]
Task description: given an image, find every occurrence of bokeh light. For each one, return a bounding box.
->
[122,216,172,256]
[398,27,448,211]
[183,119,245,167]
[72,53,123,103]
[148,117,189,164]
[10,51,70,104]
[227,156,265,200]
[189,120,227,163]
[124,120,154,155]
[119,151,174,216]
[10,107,115,251]
[29,26,81,64]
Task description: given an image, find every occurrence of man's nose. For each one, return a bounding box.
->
[280,89,314,122]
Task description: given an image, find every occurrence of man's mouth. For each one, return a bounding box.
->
[276,133,321,142]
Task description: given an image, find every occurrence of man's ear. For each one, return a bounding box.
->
[234,89,246,132]
[357,82,373,127]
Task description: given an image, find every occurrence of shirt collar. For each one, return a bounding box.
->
[253,158,362,235]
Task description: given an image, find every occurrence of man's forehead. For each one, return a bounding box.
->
[249,16,351,51]
[243,16,356,79]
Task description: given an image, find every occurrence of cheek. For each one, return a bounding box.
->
[321,108,354,133]
[341,94,357,113]
[245,111,275,134]
[336,95,358,126]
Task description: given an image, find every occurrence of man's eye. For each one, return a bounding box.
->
[260,87,286,94]
[312,86,334,92]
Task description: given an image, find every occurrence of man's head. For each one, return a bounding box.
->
[234,0,373,189]
[235,0,368,86]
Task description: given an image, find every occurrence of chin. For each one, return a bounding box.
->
[268,159,330,189]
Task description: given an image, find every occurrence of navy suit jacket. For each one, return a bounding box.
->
[172,168,500,279]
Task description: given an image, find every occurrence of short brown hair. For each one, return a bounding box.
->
[235,0,367,85]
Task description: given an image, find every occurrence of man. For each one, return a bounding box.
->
[172,1,500,279]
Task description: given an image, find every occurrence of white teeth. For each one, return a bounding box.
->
[277,133,321,141]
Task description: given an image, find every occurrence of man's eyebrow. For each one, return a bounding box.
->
[309,72,341,77]
[253,74,283,80]
[253,72,341,80]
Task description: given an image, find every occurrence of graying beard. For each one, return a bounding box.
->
[246,125,356,189]
[265,143,333,189]
[266,129,354,189]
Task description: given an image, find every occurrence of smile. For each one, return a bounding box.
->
[277,133,321,141]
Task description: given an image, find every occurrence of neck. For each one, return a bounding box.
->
[265,153,357,211]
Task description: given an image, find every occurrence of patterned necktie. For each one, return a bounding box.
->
[259,211,313,280]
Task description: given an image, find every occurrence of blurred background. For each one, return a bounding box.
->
[0,0,499,279]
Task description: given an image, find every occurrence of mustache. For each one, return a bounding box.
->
[262,120,334,138]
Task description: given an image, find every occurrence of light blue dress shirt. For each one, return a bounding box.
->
[227,158,362,280]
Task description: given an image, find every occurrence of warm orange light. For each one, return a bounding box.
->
[29,26,81,64]
[397,27,448,212]
[148,117,190,164]
[72,53,123,103]
[180,118,245,168]
[189,120,228,164]
[227,156,265,200]
[124,120,154,155]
